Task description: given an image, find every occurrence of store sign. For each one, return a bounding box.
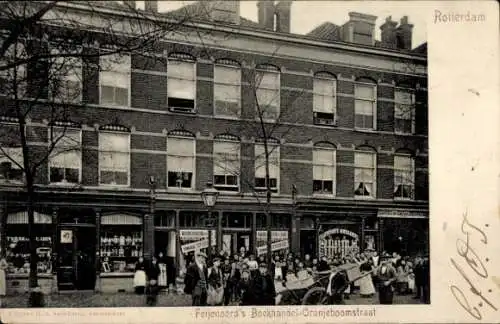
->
[60,230,73,244]
[256,240,289,256]
[180,238,216,254]
[319,228,359,240]
[378,209,428,219]
[179,230,215,241]
[256,231,289,241]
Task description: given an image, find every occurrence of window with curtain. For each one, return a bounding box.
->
[99,132,130,186]
[167,59,196,111]
[0,42,27,97]
[394,89,415,134]
[354,151,376,198]
[354,82,376,130]
[100,53,130,106]
[214,64,241,117]
[254,143,279,192]
[255,67,280,120]
[313,73,336,125]
[394,154,414,199]
[313,146,335,195]
[167,136,195,189]
[49,127,81,184]
[50,47,82,103]
[0,147,24,182]
[213,138,240,191]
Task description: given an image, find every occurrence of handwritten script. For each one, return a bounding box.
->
[450,212,497,320]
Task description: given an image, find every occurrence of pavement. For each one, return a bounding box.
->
[0,291,424,308]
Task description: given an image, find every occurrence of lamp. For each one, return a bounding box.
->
[201,182,219,259]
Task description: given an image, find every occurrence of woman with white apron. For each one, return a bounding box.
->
[0,257,8,298]
[157,252,168,292]
[133,257,147,294]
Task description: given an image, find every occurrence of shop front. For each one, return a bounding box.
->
[255,213,291,257]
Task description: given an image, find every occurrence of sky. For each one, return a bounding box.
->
[132,1,427,48]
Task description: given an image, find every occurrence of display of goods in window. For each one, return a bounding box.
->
[100,230,143,273]
[6,236,53,274]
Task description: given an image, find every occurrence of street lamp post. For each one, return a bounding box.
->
[147,175,156,261]
[201,182,219,260]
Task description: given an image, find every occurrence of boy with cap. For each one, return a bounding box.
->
[184,251,209,306]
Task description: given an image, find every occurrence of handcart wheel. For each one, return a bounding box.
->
[301,287,329,305]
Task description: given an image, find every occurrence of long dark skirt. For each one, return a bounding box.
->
[378,286,394,304]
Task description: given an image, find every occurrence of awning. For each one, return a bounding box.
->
[7,211,52,224]
[101,214,142,225]
[377,208,428,219]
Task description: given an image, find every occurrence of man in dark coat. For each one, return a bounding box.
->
[238,269,253,305]
[146,257,161,306]
[326,270,349,305]
[184,251,209,306]
[376,261,397,304]
[251,262,276,305]
[413,256,423,300]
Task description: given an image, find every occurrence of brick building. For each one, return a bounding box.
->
[0,1,427,293]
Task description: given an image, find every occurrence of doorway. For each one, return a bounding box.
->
[300,230,317,259]
[222,231,250,255]
[57,225,96,290]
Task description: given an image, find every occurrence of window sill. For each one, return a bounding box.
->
[353,127,377,133]
[96,103,131,110]
[98,184,132,190]
[393,197,414,201]
[47,182,81,187]
[0,180,24,186]
[394,131,416,136]
[312,193,336,198]
[213,114,241,121]
[167,187,195,193]
[313,122,337,127]
[354,195,376,200]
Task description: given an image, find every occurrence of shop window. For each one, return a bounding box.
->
[312,143,336,195]
[254,141,279,193]
[213,135,240,191]
[99,53,130,107]
[313,72,336,125]
[98,130,130,186]
[394,154,415,199]
[100,214,143,274]
[167,133,195,189]
[48,127,81,184]
[167,54,196,113]
[0,146,24,183]
[214,61,241,117]
[354,80,377,130]
[255,64,280,120]
[394,88,415,134]
[354,149,376,198]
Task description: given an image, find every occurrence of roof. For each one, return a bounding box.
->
[412,42,427,55]
[306,22,342,42]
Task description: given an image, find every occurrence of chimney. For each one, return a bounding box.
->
[210,1,241,25]
[342,12,377,46]
[380,16,398,49]
[257,1,275,30]
[124,1,136,10]
[145,1,158,13]
[275,1,292,33]
[396,16,414,50]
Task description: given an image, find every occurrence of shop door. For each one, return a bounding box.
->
[300,230,317,259]
[57,225,96,290]
[222,232,250,255]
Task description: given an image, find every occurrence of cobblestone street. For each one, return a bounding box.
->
[1,291,423,308]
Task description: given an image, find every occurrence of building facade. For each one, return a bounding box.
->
[0,1,428,293]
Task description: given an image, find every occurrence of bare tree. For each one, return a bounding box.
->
[0,0,218,304]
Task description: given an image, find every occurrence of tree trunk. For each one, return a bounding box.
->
[27,181,38,289]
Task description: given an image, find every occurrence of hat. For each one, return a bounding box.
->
[212,256,221,262]
[195,251,207,259]
[258,262,267,268]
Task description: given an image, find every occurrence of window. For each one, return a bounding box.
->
[394,89,415,134]
[50,47,82,103]
[254,142,279,192]
[213,136,240,191]
[255,65,280,120]
[48,128,81,184]
[214,63,241,117]
[313,73,336,125]
[0,147,23,182]
[167,57,196,112]
[354,82,377,130]
[0,42,27,97]
[99,53,130,107]
[313,145,336,195]
[354,150,376,198]
[99,132,130,186]
[394,154,414,199]
[167,134,195,189]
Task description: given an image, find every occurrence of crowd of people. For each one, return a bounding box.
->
[131,246,430,306]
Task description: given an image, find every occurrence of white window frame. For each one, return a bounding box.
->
[0,146,24,184]
[98,131,131,187]
[47,127,82,185]
[0,41,27,98]
[99,52,131,107]
[394,154,415,200]
[394,88,416,134]
[313,74,337,125]
[49,47,82,103]
[213,138,240,192]
[167,58,196,112]
[354,82,377,130]
[354,151,377,199]
[255,67,280,121]
[312,146,336,196]
[213,63,241,117]
[254,143,280,193]
[166,135,196,190]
